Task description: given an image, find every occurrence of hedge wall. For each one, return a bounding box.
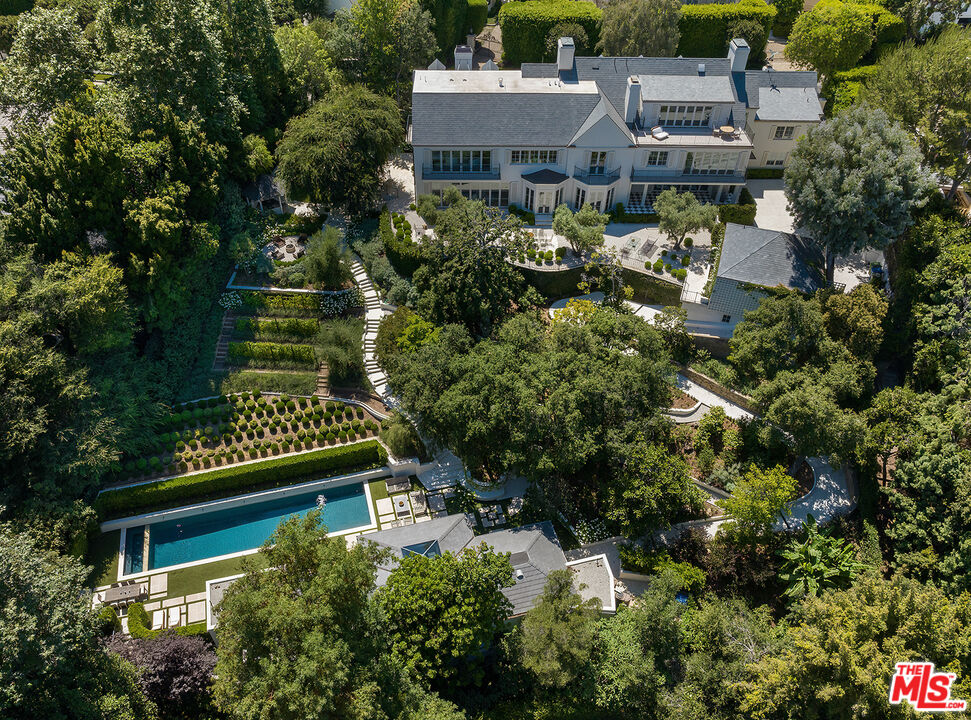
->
[423,0,489,57]
[677,0,775,61]
[126,603,209,639]
[746,167,784,179]
[813,0,905,56]
[771,0,802,37]
[822,64,877,117]
[498,0,602,66]
[97,440,388,519]
[380,209,422,277]
[235,316,320,339]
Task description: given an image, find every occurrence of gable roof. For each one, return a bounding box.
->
[478,522,567,616]
[717,223,825,293]
[568,92,633,146]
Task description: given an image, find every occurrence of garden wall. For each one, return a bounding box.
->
[679,366,758,414]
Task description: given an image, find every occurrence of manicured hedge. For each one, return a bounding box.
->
[380,208,422,277]
[467,0,488,36]
[507,203,535,225]
[97,441,388,518]
[822,64,877,117]
[498,0,602,66]
[235,316,320,339]
[678,0,775,61]
[126,602,209,639]
[717,189,757,225]
[746,168,784,179]
[814,0,904,50]
[236,290,322,317]
[771,0,802,37]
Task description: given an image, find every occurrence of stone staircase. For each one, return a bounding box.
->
[349,257,391,398]
[212,312,236,371]
[316,362,329,395]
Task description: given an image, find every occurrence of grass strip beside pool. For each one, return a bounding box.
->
[96,440,387,520]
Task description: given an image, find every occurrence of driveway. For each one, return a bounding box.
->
[747,179,795,232]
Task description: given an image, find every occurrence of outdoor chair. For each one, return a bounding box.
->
[650,126,669,141]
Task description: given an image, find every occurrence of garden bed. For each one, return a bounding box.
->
[112,393,385,486]
[670,387,697,410]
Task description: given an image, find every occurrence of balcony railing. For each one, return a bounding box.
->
[422,165,501,180]
[573,166,621,185]
[630,168,746,183]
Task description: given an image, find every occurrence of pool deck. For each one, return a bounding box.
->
[93,474,437,633]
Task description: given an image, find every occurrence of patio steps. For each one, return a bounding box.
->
[316,362,329,395]
[212,312,236,371]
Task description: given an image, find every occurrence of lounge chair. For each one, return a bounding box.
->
[167,606,182,628]
[151,610,165,631]
[651,126,669,141]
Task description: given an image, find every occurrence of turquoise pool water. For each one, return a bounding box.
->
[127,482,370,572]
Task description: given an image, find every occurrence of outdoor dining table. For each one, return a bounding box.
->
[104,584,143,604]
[719,125,735,135]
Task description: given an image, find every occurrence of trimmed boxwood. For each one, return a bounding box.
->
[678,0,775,61]
[381,208,422,277]
[718,202,757,226]
[227,341,317,369]
[499,0,602,65]
[96,440,387,519]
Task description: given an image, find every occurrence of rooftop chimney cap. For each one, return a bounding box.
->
[697,63,706,75]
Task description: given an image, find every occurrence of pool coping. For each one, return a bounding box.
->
[107,467,386,582]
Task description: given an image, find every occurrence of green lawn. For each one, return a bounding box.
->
[165,554,258,599]
[88,530,120,587]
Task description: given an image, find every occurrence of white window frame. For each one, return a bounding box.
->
[430,149,493,172]
[658,105,714,127]
[645,150,669,167]
[510,150,559,165]
[774,126,795,140]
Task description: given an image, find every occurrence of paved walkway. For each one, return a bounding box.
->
[675,373,754,421]
[349,256,392,399]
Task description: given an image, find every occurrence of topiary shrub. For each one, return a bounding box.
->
[684,238,693,248]
[681,255,690,266]
[96,606,122,636]
[499,0,602,65]
[126,603,155,639]
[678,0,775,61]
[652,259,664,272]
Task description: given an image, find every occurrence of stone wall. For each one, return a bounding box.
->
[680,366,759,415]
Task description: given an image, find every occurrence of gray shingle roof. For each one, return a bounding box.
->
[479,522,567,616]
[755,86,823,122]
[638,73,737,103]
[522,168,569,184]
[410,89,603,147]
[717,223,825,292]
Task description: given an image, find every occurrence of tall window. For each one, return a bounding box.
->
[510,150,559,164]
[658,105,713,127]
[629,184,645,206]
[645,151,668,166]
[524,186,535,212]
[588,152,608,174]
[430,150,492,172]
[684,151,740,175]
[574,187,586,209]
[774,126,795,140]
[554,188,562,207]
[606,187,614,210]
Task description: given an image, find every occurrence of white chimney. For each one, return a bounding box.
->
[728,38,750,73]
[624,75,640,125]
[557,36,575,72]
[454,45,473,71]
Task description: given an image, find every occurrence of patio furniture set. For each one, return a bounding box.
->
[266,235,306,262]
[477,503,506,528]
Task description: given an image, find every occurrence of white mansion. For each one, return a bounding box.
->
[409,38,823,219]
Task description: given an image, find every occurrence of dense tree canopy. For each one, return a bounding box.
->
[377,545,513,687]
[0,527,156,720]
[598,0,681,58]
[862,27,971,200]
[785,105,933,282]
[275,85,402,212]
[784,1,873,79]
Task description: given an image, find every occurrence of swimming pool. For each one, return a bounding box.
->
[122,482,372,574]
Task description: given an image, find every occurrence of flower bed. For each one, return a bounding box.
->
[220,288,362,318]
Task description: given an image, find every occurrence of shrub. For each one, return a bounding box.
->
[771,0,802,36]
[380,208,422,277]
[96,606,122,636]
[684,237,693,248]
[126,603,155,639]
[652,259,663,272]
[718,203,757,226]
[675,268,688,280]
[746,167,784,179]
[678,0,775,61]
[96,441,388,518]
[234,316,320,340]
[544,250,554,261]
[507,203,536,225]
[681,255,690,266]
[822,64,877,117]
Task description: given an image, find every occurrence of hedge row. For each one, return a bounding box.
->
[423,0,489,57]
[746,168,784,179]
[678,0,775,61]
[822,64,877,117]
[498,0,602,66]
[97,440,388,518]
[380,208,422,277]
[227,341,317,369]
[507,204,535,225]
[717,188,757,225]
[814,0,904,49]
[234,316,320,339]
